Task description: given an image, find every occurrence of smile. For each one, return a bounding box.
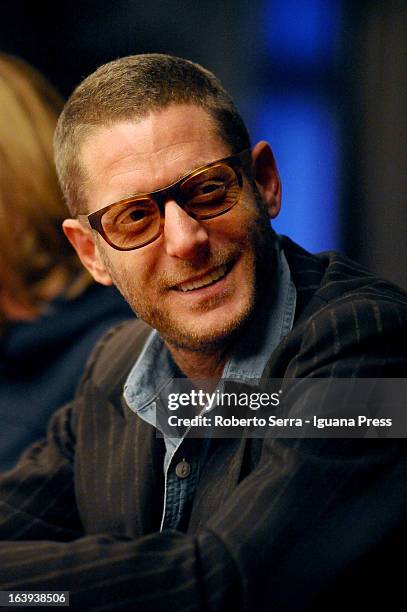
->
[177,264,228,292]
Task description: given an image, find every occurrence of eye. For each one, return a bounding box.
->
[120,206,151,224]
[184,179,226,206]
[195,180,225,196]
[180,164,240,218]
[102,199,157,235]
[181,164,236,206]
[128,209,144,221]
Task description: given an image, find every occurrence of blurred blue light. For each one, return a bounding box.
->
[250,95,339,253]
[262,0,340,63]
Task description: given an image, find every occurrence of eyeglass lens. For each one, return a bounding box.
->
[100,163,240,249]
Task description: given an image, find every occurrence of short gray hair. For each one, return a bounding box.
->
[54,53,251,216]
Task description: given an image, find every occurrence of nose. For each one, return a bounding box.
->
[163,200,209,260]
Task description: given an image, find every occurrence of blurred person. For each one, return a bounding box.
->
[0,54,133,472]
[0,54,405,611]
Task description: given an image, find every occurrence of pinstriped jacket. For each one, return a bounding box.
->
[0,237,406,611]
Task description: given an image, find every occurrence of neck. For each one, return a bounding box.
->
[166,341,229,383]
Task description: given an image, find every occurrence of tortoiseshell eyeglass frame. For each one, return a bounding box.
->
[77,148,252,251]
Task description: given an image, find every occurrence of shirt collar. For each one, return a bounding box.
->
[223,236,296,383]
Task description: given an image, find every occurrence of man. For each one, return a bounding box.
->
[0,54,406,611]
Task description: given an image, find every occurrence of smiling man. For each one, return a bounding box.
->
[61,91,281,376]
[0,54,406,611]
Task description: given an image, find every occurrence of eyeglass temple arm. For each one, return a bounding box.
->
[238,148,253,175]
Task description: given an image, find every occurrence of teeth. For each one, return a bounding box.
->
[179,265,227,292]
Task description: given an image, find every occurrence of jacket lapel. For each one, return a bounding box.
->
[121,408,165,538]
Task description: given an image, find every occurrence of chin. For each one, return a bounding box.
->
[158,298,254,353]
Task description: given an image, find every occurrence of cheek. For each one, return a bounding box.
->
[101,248,160,298]
[218,207,263,251]
[208,204,255,245]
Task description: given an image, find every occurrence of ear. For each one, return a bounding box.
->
[251,141,282,219]
[62,219,113,286]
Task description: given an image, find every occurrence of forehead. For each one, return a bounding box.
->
[80,104,231,212]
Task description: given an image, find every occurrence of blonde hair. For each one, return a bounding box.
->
[0,54,87,325]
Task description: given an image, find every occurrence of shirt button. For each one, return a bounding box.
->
[175,460,191,479]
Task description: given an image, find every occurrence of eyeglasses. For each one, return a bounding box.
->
[77,149,252,251]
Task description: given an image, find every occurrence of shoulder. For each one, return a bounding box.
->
[79,318,152,394]
[282,235,407,319]
[66,318,152,432]
[270,237,407,377]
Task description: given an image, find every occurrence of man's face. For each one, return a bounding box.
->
[77,104,279,352]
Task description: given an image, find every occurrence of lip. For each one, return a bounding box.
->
[172,261,235,295]
[172,262,228,290]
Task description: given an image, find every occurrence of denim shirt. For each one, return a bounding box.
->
[124,236,296,531]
